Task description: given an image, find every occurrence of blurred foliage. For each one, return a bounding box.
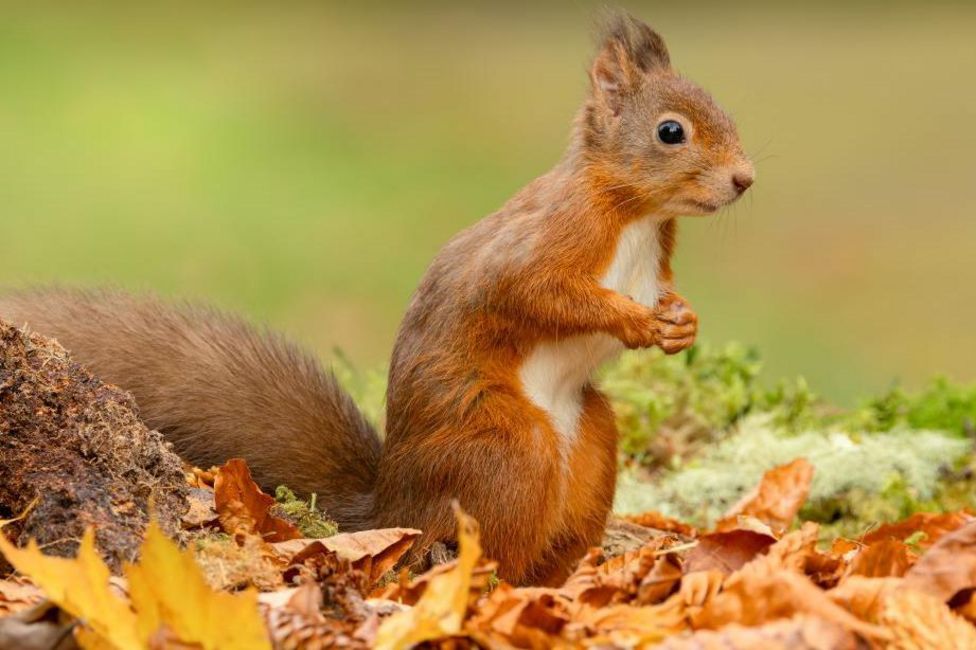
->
[604,345,976,469]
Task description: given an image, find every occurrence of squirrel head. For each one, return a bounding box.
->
[580,13,754,217]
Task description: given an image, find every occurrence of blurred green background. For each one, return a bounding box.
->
[2,2,974,403]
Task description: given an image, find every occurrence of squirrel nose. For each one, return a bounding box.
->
[732,172,754,195]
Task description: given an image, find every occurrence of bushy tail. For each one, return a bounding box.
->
[0,288,381,529]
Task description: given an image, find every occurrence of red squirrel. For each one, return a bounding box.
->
[0,13,753,585]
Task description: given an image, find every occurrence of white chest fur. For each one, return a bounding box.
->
[518,217,663,459]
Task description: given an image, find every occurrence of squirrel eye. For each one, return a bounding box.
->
[657,120,685,145]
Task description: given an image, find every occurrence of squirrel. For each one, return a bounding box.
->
[0,13,753,585]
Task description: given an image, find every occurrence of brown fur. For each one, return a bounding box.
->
[0,13,753,585]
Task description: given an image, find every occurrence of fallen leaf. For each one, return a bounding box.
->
[861,511,974,549]
[650,615,861,649]
[127,519,271,650]
[683,529,776,576]
[734,522,821,582]
[214,458,302,542]
[181,487,219,529]
[0,528,141,649]
[881,588,976,649]
[273,527,421,586]
[716,458,814,535]
[570,543,683,608]
[0,601,80,650]
[262,583,369,650]
[902,520,976,602]
[691,570,887,641]
[374,557,498,606]
[373,506,481,650]
[467,583,570,648]
[573,602,686,647]
[828,576,900,623]
[845,539,916,579]
[622,511,697,538]
[0,577,44,616]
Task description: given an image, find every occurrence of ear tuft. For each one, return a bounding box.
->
[597,12,670,72]
[589,12,671,114]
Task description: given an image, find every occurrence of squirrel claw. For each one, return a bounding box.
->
[654,292,698,354]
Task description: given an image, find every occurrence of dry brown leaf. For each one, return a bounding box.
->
[273,527,421,586]
[570,602,686,647]
[683,529,776,576]
[467,583,570,648]
[650,615,861,649]
[568,543,683,608]
[716,458,814,534]
[882,588,976,649]
[622,511,697,538]
[181,487,219,529]
[734,522,821,582]
[828,576,901,623]
[0,577,44,616]
[262,583,370,650]
[691,570,887,641]
[861,511,974,550]
[650,570,725,630]
[902,520,976,602]
[214,458,302,543]
[845,539,916,579]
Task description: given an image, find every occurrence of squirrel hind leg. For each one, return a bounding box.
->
[530,386,619,585]
[377,400,570,585]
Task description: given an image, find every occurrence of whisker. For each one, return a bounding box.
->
[750,138,775,159]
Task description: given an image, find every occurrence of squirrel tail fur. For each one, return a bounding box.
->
[0,288,381,530]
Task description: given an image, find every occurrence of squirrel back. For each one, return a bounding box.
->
[0,288,381,530]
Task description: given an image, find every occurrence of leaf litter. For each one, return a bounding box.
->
[3,455,976,648]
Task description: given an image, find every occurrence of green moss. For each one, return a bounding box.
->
[273,485,339,539]
[614,417,971,530]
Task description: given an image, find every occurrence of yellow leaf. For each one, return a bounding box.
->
[126,519,271,650]
[374,506,481,650]
[0,528,142,650]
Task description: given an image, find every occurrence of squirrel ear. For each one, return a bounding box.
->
[589,13,671,115]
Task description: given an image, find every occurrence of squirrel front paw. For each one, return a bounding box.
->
[615,304,661,350]
[654,292,698,354]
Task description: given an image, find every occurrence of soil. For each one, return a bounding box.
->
[0,319,187,572]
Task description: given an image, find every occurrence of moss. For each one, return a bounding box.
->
[192,532,282,591]
[614,416,971,529]
[273,485,339,539]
